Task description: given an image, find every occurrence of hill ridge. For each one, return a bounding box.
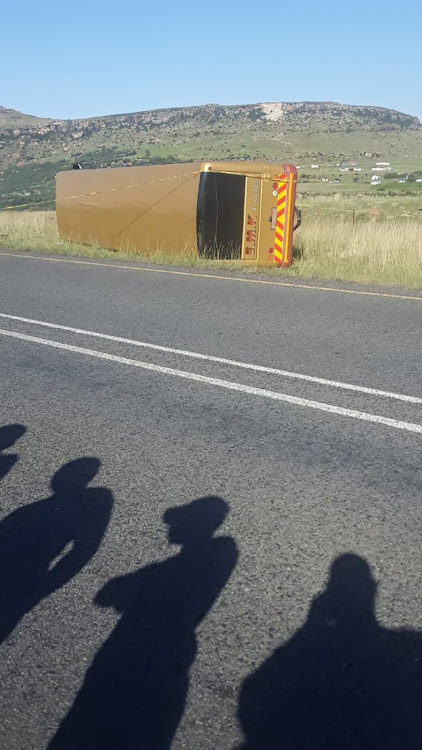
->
[1,101,421,207]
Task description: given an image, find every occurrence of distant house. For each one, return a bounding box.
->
[376,162,390,166]
[398,178,406,183]
[353,167,362,172]
[311,164,319,169]
[416,178,422,183]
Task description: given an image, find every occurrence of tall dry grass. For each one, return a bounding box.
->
[292,216,422,287]
[0,210,421,288]
[0,211,199,264]
[0,211,62,252]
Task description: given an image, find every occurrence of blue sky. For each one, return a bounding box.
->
[2,0,421,120]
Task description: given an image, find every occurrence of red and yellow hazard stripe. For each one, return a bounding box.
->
[274,175,287,265]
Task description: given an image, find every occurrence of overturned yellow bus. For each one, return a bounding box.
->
[56,161,299,266]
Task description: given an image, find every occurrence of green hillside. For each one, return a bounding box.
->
[1,101,422,208]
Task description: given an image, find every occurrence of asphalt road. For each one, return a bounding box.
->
[0,251,421,749]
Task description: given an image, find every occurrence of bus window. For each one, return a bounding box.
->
[197,172,245,259]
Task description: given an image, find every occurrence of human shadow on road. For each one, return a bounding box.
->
[0,424,26,481]
[0,457,113,644]
[49,496,238,750]
[238,553,422,750]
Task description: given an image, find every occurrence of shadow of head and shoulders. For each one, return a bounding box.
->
[239,553,422,750]
[0,457,112,555]
[0,457,113,642]
[96,495,237,628]
[49,496,237,750]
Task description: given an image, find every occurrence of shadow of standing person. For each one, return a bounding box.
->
[239,554,422,750]
[0,457,113,644]
[49,496,238,750]
[0,424,26,481]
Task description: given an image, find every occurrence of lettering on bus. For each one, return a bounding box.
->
[251,179,259,211]
[243,178,259,258]
[244,213,257,256]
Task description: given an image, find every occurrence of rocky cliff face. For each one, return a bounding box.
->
[1,100,420,168]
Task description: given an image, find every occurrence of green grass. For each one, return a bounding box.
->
[3,127,422,208]
[297,193,422,219]
[375,181,422,193]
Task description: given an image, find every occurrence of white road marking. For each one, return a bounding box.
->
[1,327,421,435]
[0,312,420,405]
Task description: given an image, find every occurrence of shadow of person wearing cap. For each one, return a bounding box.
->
[238,553,422,749]
[49,495,238,750]
[0,424,26,482]
[0,457,113,644]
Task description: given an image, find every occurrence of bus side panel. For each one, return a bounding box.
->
[56,164,201,253]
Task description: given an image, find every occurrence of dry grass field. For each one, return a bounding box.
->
[0,199,421,288]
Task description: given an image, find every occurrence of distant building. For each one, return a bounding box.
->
[311,164,319,169]
[376,162,390,166]
[354,167,362,172]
